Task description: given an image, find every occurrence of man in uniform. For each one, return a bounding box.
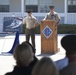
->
[22,9,38,53]
[60,35,76,75]
[44,5,60,24]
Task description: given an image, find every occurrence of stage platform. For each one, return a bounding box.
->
[0,34,68,75]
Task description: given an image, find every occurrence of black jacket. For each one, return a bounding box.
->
[5,66,32,75]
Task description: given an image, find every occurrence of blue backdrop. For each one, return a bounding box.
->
[3,17,22,32]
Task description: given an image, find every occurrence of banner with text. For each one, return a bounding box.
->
[3,17,22,32]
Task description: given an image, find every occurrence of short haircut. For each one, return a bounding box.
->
[32,57,59,75]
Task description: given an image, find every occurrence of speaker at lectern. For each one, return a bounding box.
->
[40,20,59,54]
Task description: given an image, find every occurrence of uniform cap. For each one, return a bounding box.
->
[61,35,76,54]
[26,9,33,13]
[49,5,55,9]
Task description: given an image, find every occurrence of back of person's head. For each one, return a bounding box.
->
[61,35,76,55]
[13,42,34,66]
[22,41,35,54]
[32,57,59,75]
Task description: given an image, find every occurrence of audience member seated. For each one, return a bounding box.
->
[22,41,38,69]
[60,35,76,75]
[55,57,68,70]
[5,42,34,75]
[32,57,59,75]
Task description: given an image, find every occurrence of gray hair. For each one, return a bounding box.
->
[13,43,34,66]
[32,57,59,75]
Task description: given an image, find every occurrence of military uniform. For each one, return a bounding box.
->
[22,15,37,50]
[59,35,76,75]
[44,6,60,23]
[44,11,60,23]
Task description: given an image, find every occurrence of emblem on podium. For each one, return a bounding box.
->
[42,26,52,39]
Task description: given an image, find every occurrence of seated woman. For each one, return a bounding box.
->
[5,42,34,75]
[21,41,38,69]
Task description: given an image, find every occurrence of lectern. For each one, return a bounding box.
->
[40,20,59,54]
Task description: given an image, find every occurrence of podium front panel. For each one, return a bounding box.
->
[40,20,58,54]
